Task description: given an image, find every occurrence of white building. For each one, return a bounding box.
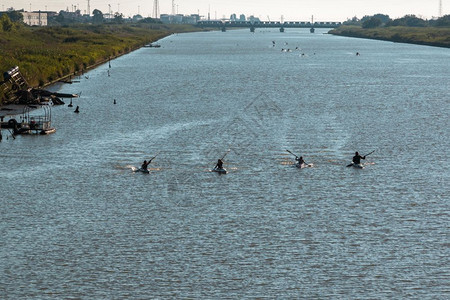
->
[22,11,48,26]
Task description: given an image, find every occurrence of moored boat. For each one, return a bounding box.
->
[144,43,161,48]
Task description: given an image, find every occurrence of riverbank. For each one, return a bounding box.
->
[0,23,203,105]
[329,25,450,48]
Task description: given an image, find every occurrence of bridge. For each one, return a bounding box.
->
[196,20,342,32]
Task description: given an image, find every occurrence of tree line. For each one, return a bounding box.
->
[0,8,161,28]
[344,14,450,29]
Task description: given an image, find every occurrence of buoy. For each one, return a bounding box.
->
[113,99,116,104]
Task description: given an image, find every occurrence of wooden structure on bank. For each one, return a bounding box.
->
[1,66,79,105]
[1,66,33,104]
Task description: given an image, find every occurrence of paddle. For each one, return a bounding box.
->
[364,150,375,157]
[148,152,160,163]
[220,149,231,160]
[285,149,299,158]
[346,150,375,167]
[7,128,16,140]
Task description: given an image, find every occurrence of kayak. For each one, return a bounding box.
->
[212,167,227,174]
[350,163,364,169]
[135,168,150,174]
[295,163,313,169]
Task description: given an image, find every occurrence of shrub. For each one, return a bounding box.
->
[362,17,382,29]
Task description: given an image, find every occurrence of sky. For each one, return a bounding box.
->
[2,0,449,21]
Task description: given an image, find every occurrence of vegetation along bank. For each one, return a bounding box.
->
[329,14,450,48]
[0,16,201,104]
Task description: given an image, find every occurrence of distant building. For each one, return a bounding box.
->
[103,13,114,21]
[248,15,261,23]
[160,14,171,23]
[22,11,48,26]
[59,9,81,19]
[229,13,247,21]
[132,14,144,22]
[160,14,200,24]
[184,14,200,24]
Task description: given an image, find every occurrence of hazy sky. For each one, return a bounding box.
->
[3,0,448,21]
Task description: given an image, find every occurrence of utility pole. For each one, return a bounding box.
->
[87,0,90,16]
[439,0,443,17]
[171,0,175,15]
[152,0,159,18]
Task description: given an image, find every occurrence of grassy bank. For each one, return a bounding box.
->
[329,25,450,48]
[0,23,201,90]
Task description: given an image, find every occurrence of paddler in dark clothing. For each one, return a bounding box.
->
[295,156,305,165]
[352,152,365,164]
[215,159,224,169]
[141,160,150,171]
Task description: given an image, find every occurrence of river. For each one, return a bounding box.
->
[1,28,449,298]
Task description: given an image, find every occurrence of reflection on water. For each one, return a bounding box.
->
[1,29,449,298]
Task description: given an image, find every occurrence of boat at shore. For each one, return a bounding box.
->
[0,104,56,135]
[144,43,161,48]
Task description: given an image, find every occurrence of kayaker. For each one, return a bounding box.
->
[295,156,305,165]
[215,159,224,169]
[74,106,80,113]
[352,152,365,164]
[141,160,150,171]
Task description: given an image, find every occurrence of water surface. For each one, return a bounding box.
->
[1,28,449,298]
